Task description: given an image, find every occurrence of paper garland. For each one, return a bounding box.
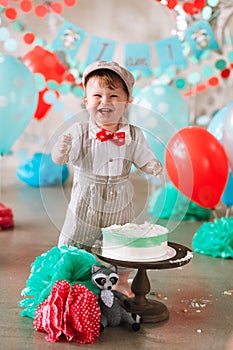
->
[1,0,233,101]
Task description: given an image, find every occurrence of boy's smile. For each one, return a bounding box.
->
[97,105,114,117]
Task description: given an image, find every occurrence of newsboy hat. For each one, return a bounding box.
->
[82,60,135,97]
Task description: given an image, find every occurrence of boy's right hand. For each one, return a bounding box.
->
[58,134,73,155]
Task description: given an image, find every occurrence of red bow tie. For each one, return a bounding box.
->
[96,129,125,146]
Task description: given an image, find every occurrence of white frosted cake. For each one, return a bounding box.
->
[102,222,168,261]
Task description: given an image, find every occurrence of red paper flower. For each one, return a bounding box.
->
[34,280,100,344]
[0,203,14,231]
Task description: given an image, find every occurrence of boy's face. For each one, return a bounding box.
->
[84,76,130,131]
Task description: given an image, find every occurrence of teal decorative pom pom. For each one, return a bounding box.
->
[192,217,233,259]
[148,182,211,221]
[19,246,102,318]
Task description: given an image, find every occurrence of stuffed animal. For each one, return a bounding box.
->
[91,264,141,332]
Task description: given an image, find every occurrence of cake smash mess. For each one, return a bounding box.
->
[52,60,163,296]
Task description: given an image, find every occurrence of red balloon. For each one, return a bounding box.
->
[34,88,59,120]
[165,126,228,209]
[22,46,67,119]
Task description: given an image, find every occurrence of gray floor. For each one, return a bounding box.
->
[0,171,233,350]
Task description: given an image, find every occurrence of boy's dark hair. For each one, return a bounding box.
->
[85,69,129,99]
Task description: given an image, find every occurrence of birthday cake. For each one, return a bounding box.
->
[102,222,168,261]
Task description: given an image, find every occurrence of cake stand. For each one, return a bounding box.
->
[92,242,193,323]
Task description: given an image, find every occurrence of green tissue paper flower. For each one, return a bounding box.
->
[19,246,102,318]
[192,217,233,259]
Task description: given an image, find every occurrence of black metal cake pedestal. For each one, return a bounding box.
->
[92,242,192,323]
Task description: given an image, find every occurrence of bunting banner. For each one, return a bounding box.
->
[51,20,87,59]
[124,42,151,76]
[154,36,187,70]
[85,35,116,67]
[1,1,232,100]
[185,21,220,60]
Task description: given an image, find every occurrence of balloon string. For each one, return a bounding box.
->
[0,153,2,202]
[188,84,197,124]
[225,206,232,218]
[212,209,218,219]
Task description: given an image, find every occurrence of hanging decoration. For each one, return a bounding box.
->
[22,45,67,120]
[51,20,87,60]
[85,35,116,67]
[0,0,78,19]
[0,0,233,110]
[154,35,187,70]
[185,20,220,59]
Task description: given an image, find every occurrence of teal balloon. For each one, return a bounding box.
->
[222,169,233,207]
[129,85,189,164]
[207,102,233,142]
[207,102,233,206]
[0,55,38,155]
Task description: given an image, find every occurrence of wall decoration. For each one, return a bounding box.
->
[185,20,220,59]
[51,20,87,60]
[154,35,187,69]
[0,0,233,116]
[22,45,67,120]
[124,42,151,77]
[85,35,116,67]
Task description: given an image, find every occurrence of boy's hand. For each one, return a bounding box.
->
[151,159,163,176]
[58,134,73,155]
[141,159,163,176]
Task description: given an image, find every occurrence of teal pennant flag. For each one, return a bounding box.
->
[85,35,116,66]
[185,20,220,59]
[154,36,187,70]
[124,42,151,76]
[52,21,87,60]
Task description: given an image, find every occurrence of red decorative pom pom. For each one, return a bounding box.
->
[34,280,100,344]
[0,203,14,231]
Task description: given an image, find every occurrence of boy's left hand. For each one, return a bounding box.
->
[141,159,163,176]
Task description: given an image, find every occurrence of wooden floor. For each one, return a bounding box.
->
[0,162,233,350]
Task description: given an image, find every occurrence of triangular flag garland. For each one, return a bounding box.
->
[1,1,233,101]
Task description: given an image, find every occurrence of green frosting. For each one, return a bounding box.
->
[192,217,233,259]
[148,182,211,221]
[19,246,103,319]
[104,231,167,247]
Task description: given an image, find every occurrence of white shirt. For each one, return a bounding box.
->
[67,119,155,177]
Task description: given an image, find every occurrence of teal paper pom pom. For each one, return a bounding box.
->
[148,182,211,221]
[192,217,233,259]
[19,246,102,318]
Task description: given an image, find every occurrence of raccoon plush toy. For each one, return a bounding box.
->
[91,264,141,332]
